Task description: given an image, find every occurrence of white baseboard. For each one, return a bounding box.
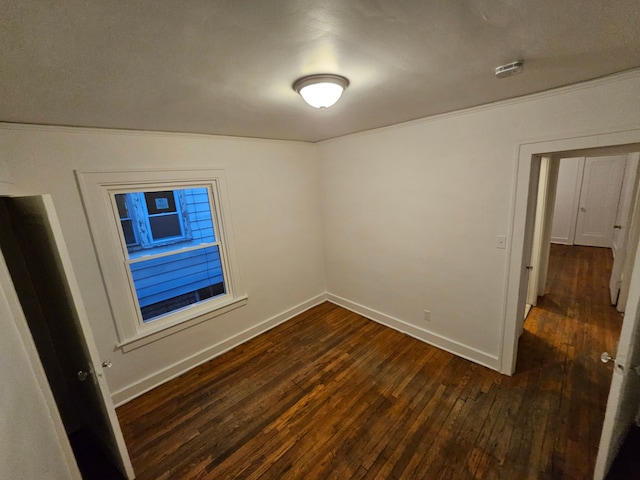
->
[114,292,503,406]
[551,237,570,244]
[112,293,327,406]
[326,293,500,372]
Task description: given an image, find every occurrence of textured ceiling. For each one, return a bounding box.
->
[2,1,640,142]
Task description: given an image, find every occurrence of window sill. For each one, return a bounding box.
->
[117,295,248,353]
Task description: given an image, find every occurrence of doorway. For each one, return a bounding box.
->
[503,130,640,479]
[521,150,639,361]
[528,153,638,312]
[531,151,640,479]
[551,154,638,306]
[503,134,640,374]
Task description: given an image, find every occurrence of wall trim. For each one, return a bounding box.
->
[112,293,327,406]
[551,237,570,245]
[326,293,500,371]
[3,70,640,147]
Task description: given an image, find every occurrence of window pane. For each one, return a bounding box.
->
[184,187,216,243]
[144,191,177,215]
[149,214,181,240]
[115,194,129,219]
[120,219,136,245]
[116,188,218,258]
[129,246,226,322]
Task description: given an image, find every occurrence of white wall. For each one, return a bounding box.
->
[2,126,326,403]
[318,71,640,370]
[4,71,640,404]
[0,252,80,480]
[551,158,582,244]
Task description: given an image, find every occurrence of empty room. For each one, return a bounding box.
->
[2,1,640,479]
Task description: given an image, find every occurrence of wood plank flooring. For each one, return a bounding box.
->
[117,244,622,479]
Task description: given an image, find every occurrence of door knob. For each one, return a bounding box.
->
[614,225,623,229]
[77,370,90,382]
[601,352,615,363]
[102,360,113,368]
[601,352,628,374]
[602,352,640,375]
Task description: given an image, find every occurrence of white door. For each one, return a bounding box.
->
[518,158,543,336]
[574,155,626,248]
[526,160,548,309]
[594,233,640,478]
[5,195,135,479]
[610,154,640,305]
[527,156,554,308]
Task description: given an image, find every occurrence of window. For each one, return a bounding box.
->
[76,169,246,351]
[114,187,226,322]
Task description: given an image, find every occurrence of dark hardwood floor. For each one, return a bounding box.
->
[117,244,622,479]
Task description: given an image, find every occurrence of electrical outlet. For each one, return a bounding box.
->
[424,310,431,322]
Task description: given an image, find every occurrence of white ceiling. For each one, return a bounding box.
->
[2,1,640,142]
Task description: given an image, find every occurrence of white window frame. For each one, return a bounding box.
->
[76,169,247,352]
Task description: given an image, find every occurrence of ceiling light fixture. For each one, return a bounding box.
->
[293,74,350,109]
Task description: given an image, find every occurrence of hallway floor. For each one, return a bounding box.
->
[523,244,622,478]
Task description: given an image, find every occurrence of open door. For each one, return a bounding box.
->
[514,157,543,339]
[526,158,549,310]
[610,154,640,306]
[526,156,560,310]
[594,234,640,479]
[0,195,134,479]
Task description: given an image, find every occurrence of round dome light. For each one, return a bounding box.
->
[293,74,350,109]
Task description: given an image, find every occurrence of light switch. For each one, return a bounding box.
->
[496,235,507,249]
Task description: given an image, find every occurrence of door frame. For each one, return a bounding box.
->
[501,127,640,375]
